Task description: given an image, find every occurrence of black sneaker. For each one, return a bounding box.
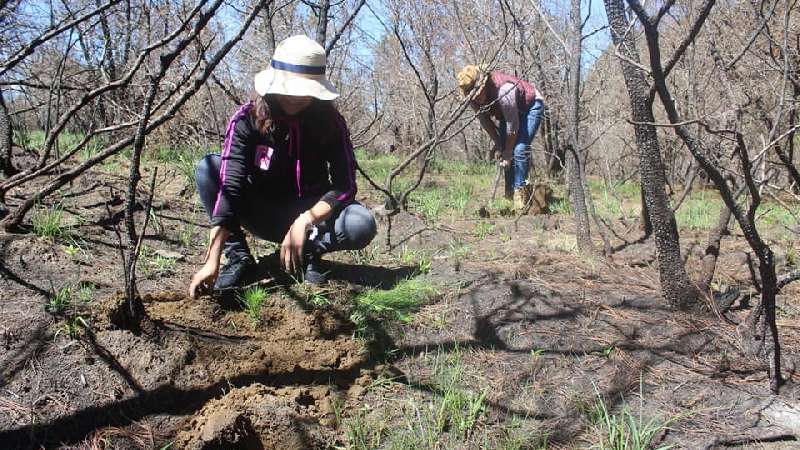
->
[214,253,256,291]
[303,254,328,285]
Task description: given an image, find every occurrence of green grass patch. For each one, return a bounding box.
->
[46,286,72,314]
[398,246,432,274]
[343,406,387,450]
[355,279,435,323]
[757,203,798,228]
[31,204,71,240]
[14,129,85,150]
[675,190,722,230]
[355,149,401,182]
[408,181,477,222]
[474,221,496,240]
[430,348,488,436]
[589,380,682,450]
[150,146,207,187]
[350,278,436,337]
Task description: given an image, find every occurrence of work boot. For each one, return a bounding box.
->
[303,254,328,285]
[214,252,256,291]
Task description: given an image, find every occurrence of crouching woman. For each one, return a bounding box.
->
[189,35,377,297]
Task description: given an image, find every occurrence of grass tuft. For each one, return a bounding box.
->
[350,279,436,337]
[238,286,269,326]
[46,286,72,314]
[31,204,70,240]
[590,380,681,450]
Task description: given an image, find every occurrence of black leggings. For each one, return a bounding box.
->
[195,154,377,258]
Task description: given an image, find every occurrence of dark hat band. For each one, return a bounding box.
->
[271,59,325,75]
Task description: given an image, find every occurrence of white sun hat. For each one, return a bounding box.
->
[254,35,339,100]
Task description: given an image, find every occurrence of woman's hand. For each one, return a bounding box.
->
[188,226,228,299]
[189,260,219,299]
[281,212,313,274]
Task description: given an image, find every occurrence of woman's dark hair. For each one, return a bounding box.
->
[250,94,274,135]
[250,94,340,140]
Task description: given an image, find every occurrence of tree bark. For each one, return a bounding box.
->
[0,89,17,177]
[315,0,330,46]
[604,0,696,308]
[566,0,595,254]
[624,0,782,391]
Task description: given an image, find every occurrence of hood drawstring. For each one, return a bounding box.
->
[289,121,302,197]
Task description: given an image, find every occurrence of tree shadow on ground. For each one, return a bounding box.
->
[369,270,716,444]
[0,254,722,448]
[251,253,419,290]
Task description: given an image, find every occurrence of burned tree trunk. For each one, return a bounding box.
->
[0,89,17,177]
[565,0,595,254]
[315,0,330,46]
[625,0,784,392]
[604,0,696,308]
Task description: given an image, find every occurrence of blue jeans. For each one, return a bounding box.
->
[195,154,377,259]
[500,99,544,195]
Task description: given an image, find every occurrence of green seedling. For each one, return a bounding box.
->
[344,406,386,450]
[474,221,496,240]
[308,290,331,307]
[177,223,196,248]
[399,246,432,274]
[786,246,797,267]
[76,283,96,303]
[55,315,88,340]
[150,254,177,276]
[64,244,80,259]
[239,286,269,325]
[591,346,615,358]
[46,287,72,314]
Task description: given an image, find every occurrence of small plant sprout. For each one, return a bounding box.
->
[76,283,96,303]
[474,221,496,240]
[55,316,89,340]
[399,246,432,274]
[239,286,269,326]
[786,246,797,267]
[150,254,177,276]
[344,406,386,450]
[64,244,80,259]
[177,223,196,248]
[308,290,331,307]
[590,378,683,450]
[46,286,72,314]
[32,203,70,240]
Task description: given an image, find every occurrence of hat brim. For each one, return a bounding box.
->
[254,69,339,100]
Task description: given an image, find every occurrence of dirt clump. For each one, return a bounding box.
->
[176,384,338,450]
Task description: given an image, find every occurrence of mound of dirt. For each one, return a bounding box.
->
[176,384,338,450]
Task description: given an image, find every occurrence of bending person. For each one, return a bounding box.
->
[189,35,377,297]
[457,65,545,210]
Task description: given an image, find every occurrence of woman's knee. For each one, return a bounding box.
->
[338,204,377,249]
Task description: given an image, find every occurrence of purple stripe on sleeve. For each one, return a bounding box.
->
[213,102,253,216]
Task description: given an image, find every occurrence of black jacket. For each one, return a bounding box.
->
[211,100,357,230]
